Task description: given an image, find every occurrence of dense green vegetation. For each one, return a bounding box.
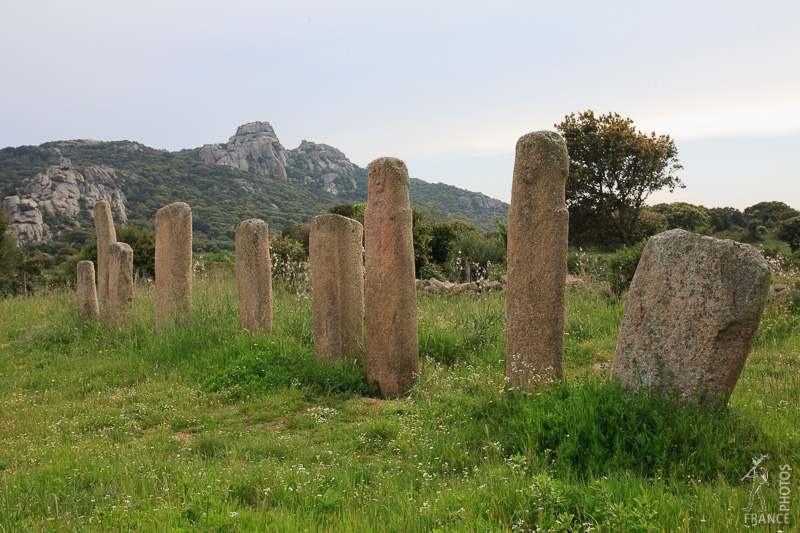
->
[3,195,800,298]
[1,264,797,531]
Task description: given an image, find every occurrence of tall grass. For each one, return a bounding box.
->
[0,271,798,531]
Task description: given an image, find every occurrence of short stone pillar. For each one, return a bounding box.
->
[310,213,364,360]
[235,219,273,334]
[506,131,570,386]
[77,260,99,319]
[364,157,419,398]
[93,200,116,311]
[611,229,771,405]
[108,242,134,316]
[155,202,192,331]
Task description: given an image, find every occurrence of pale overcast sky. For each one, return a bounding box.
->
[1,0,798,210]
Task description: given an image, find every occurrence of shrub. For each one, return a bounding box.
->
[203,250,235,275]
[605,240,647,296]
[269,235,309,293]
[776,215,800,252]
[445,232,505,282]
[418,263,446,281]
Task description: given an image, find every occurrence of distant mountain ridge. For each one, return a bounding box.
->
[0,122,508,252]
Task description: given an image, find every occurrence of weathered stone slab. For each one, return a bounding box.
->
[77,260,99,319]
[506,131,570,386]
[365,157,419,398]
[108,242,134,316]
[235,219,273,334]
[93,200,116,311]
[611,229,771,404]
[310,213,364,360]
[155,202,192,331]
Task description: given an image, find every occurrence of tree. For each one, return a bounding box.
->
[430,219,479,264]
[556,111,683,246]
[776,216,800,252]
[412,207,434,277]
[650,202,711,232]
[708,207,745,232]
[116,224,156,279]
[0,207,21,295]
[744,201,795,228]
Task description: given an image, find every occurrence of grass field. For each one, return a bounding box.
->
[0,271,798,532]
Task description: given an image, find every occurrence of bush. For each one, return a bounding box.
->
[269,235,309,292]
[116,223,156,279]
[605,240,647,296]
[418,263,446,281]
[445,232,506,282]
[776,215,800,252]
[0,207,20,296]
[203,250,235,274]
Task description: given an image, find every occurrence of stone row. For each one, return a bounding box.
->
[77,201,135,320]
[76,131,770,405]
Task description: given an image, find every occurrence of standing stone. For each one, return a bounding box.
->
[77,261,99,319]
[108,242,134,316]
[365,157,418,398]
[235,219,273,334]
[155,202,192,331]
[93,200,116,311]
[310,213,364,360]
[506,131,570,386]
[611,229,771,405]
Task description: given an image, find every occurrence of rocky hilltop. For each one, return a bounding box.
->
[199,122,289,181]
[288,140,358,196]
[3,153,127,244]
[200,122,363,197]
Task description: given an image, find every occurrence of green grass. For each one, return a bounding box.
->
[0,272,798,531]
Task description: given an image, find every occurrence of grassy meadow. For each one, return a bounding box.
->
[0,269,798,532]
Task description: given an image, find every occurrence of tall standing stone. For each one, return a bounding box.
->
[235,219,273,334]
[77,260,99,319]
[108,242,134,316]
[506,131,570,386]
[365,157,419,398]
[310,213,364,360]
[611,229,771,405]
[155,202,192,331]
[93,200,116,311]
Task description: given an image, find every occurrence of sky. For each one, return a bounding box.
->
[1,0,798,210]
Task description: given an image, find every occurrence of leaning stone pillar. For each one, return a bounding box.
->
[365,157,418,398]
[310,213,364,360]
[93,201,116,311]
[77,260,99,319]
[108,242,134,316]
[506,131,570,386]
[155,202,192,331]
[235,219,273,334]
[611,229,771,405]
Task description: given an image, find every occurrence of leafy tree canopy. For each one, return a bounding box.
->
[0,207,21,295]
[744,201,795,228]
[708,207,746,232]
[650,202,711,232]
[556,111,683,246]
[776,216,800,252]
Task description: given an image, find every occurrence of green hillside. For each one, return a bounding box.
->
[1,140,508,253]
